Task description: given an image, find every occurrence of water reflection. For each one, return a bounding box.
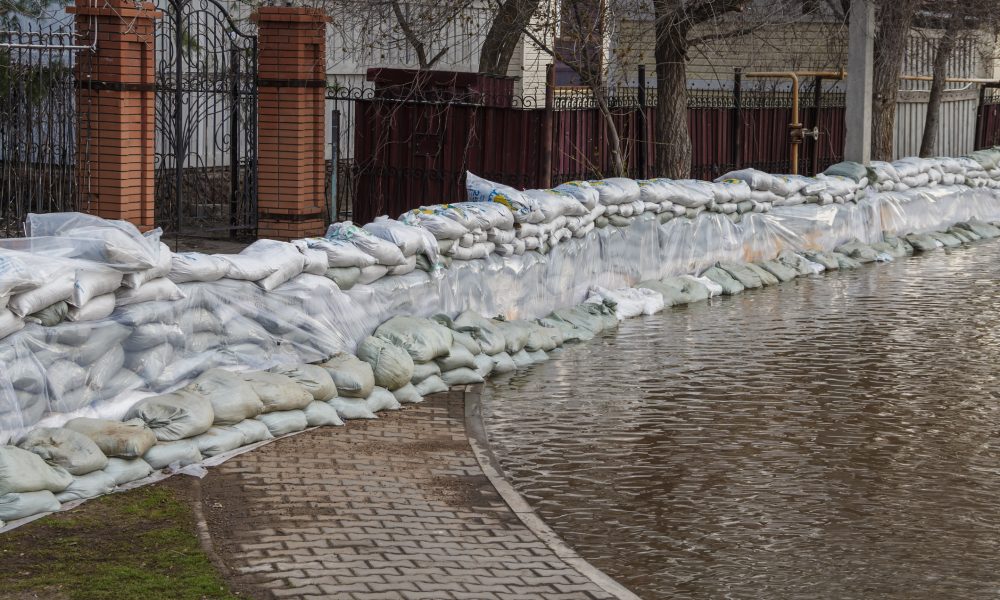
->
[482,242,1000,599]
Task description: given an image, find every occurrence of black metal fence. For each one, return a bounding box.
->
[0,27,93,237]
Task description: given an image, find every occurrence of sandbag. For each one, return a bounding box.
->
[452,311,506,355]
[56,470,117,502]
[777,251,824,275]
[142,439,202,469]
[326,221,407,266]
[702,266,745,295]
[328,397,377,420]
[366,387,402,412]
[0,309,25,339]
[317,353,375,398]
[297,247,329,275]
[66,293,116,322]
[374,316,453,362]
[905,232,943,252]
[115,278,185,307]
[168,252,229,283]
[802,251,840,271]
[237,371,313,412]
[303,401,344,427]
[414,375,449,396]
[364,216,439,264]
[0,490,61,521]
[411,361,442,384]
[103,457,153,485]
[759,259,798,282]
[193,426,247,457]
[8,272,74,317]
[256,410,309,437]
[124,391,215,442]
[323,266,362,290]
[16,427,108,476]
[0,445,74,495]
[357,264,389,284]
[835,239,880,263]
[492,319,529,353]
[527,349,549,363]
[450,331,483,355]
[231,418,273,445]
[300,238,378,268]
[269,364,337,401]
[356,336,415,391]
[510,349,534,369]
[473,353,494,379]
[392,383,423,405]
[64,418,157,459]
[185,369,264,425]
[717,262,763,289]
[832,252,863,269]
[436,343,478,371]
[742,262,780,286]
[491,351,517,374]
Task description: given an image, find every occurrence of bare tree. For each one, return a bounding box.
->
[479,0,543,75]
[871,0,918,161]
[918,14,962,157]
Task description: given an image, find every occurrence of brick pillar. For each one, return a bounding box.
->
[70,0,159,229]
[253,7,328,240]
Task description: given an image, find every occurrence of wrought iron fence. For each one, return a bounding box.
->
[0,26,92,238]
[975,85,1000,150]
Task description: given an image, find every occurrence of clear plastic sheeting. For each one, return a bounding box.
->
[2,185,1000,441]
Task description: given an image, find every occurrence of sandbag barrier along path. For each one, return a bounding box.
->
[198,388,631,600]
[5,151,1000,525]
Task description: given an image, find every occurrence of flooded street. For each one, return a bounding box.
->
[481,240,1000,599]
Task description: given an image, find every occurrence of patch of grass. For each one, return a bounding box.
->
[0,483,239,600]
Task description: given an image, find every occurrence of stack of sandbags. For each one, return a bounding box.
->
[587,177,644,228]
[637,275,717,306]
[584,286,664,320]
[356,336,422,405]
[295,237,376,290]
[363,216,439,276]
[318,352,401,419]
[325,221,408,285]
[539,300,619,343]
[402,202,513,261]
[216,239,307,292]
[372,315,454,396]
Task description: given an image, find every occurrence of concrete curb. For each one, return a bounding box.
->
[463,384,643,600]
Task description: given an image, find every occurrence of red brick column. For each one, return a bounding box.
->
[70,0,159,229]
[253,7,328,240]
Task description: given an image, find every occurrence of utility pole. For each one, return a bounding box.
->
[845,0,875,164]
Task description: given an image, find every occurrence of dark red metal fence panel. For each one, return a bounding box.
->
[975,91,1000,150]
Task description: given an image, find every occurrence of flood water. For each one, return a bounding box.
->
[481,240,1000,600]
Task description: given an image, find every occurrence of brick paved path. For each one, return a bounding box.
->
[200,389,620,600]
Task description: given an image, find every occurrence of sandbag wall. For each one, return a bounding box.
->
[3,158,1000,445]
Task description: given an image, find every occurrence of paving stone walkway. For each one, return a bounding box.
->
[200,389,620,600]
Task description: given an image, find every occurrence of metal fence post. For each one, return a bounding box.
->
[637,65,647,179]
[330,108,340,223]
[541,63,555,188]
[732,68,742,170]
[975,84,987,150]
[811,76,822,175]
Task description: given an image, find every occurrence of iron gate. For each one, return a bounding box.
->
[155,0,257,239]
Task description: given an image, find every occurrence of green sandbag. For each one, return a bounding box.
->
[802,251,839,271]
[742,262,779,286]
[928,231,962,247]
[637,276,710,306]
[882,234,913,255]
[823,161,868,182]
[777,251,822,275]
[831,251,862,269]
[955,219,1000,239]
[946,227,976,243]
[758,259,798,282]
[835,239,879,263]
[702,266,744,295]
[717,262,763,289]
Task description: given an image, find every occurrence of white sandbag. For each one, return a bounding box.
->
[414,375,448,396]
[523,188,588,221]
[193,426,247,457]
[168,252,229,283]
[303,401,344,427]
[450,330,483,355]
[511,349,534,369]
[386,255,417,276]
[184,369,264,425]
[684,275,723,297]
[142,439,202,469]
[318,352,376,398]
[554,180,600,209]
[527,349,549,363]
[16,427,108,476]
[237,371,313,412]
[440,367,484,386]
[443,201,516,231]
[374,316,453,362]
[357,264,388,285]
[328,397,377,420]
[411,361,441,384]
[242,240,307,290]
[299,238,378,268]
[449,241,494,261]
[326,221,407,266]
[269,364,337,401]
[8,272,74,317]
[392,383,423,405]
[0,309,24,339]
[473,353,495,378]
[366,386,402,412]
[103,457,153,485]
[453,311,506,355]
[588,286,665,320]
[124,343,174,380]
[71,266,124,307]
[64,418,157,459]
[216,244,279,281]
[231,418,273,444]
[124,391,215,442]
[0,490,61,521]
[590,177,640,204]
[66,293,116,322]
[122,243,172,289]
[56,470,117,502]
[491,351,516,374]
[399,208,469,240]
[24,212,163,270]
[124,323,184,352]
[84,344,125,389]
[0,445,74,495]
[114,278,185,307]
[466,172,542,223]
[436,344,478,371]
[295,245,329,275]
[356,336,415,391]
[364,216,439,264]
[492,319,529,353]
[486,227,517,245]
[256,410,309,437]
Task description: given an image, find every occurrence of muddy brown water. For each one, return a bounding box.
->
[481,240,1000,599]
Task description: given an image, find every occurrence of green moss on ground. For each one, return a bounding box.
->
[0,483,239,600]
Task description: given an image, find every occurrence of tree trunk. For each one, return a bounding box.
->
[653,11,691,179]
[479,0,541,76]
[919,20,960,158]
[871,0,917,161]
[593,90,626,176]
